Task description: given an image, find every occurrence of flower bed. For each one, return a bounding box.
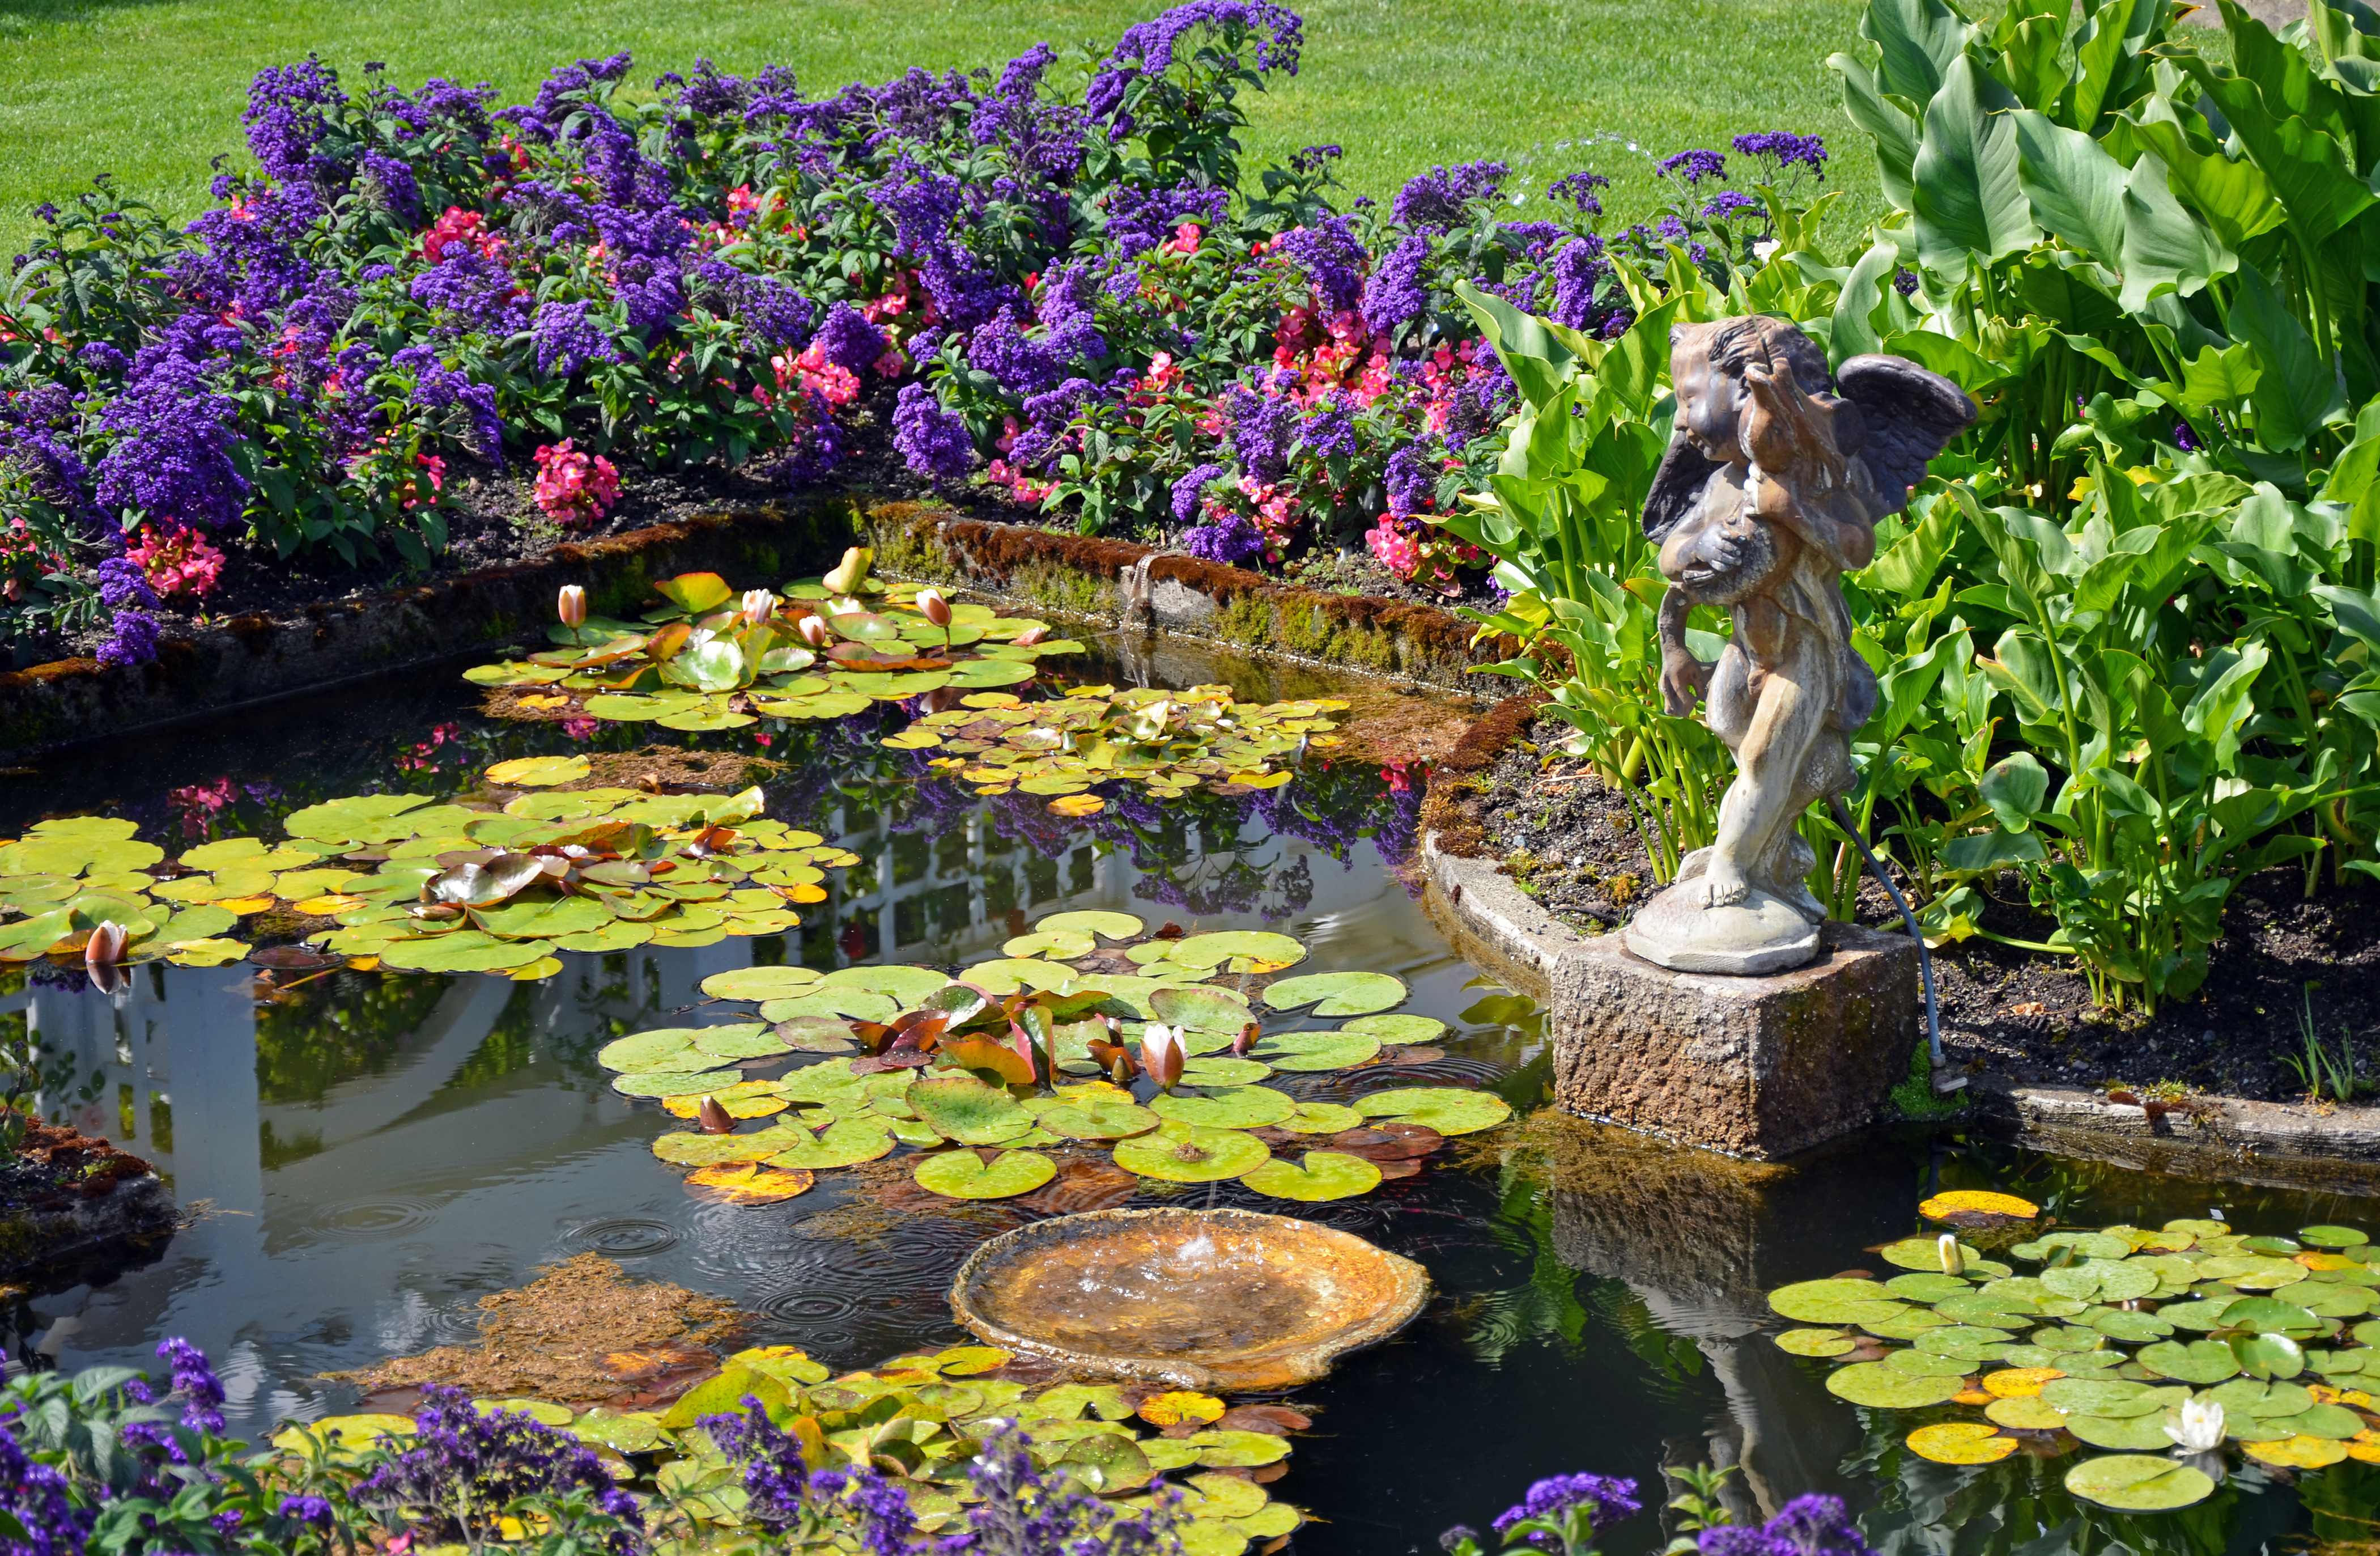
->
[0,2,1824,669]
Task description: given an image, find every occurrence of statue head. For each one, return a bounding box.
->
[1669,316,1834,468]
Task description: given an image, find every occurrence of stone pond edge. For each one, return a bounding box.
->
[0,497,1522,760]
[1416,698,2380,1188]
[2,1173,180,1294]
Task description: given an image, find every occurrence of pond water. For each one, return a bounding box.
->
[7,630,2380,1556]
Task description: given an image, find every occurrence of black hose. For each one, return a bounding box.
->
[1828,796,1945,1081]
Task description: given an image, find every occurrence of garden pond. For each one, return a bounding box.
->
[12,629,2380,1556]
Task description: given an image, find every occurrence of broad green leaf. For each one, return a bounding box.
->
[2012,110,2128,261]
[1912,56,2040,279]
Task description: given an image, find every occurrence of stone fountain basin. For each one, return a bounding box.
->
[947,1206,1430,1390]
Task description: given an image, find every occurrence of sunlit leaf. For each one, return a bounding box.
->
[485,755,593,787]
[914,1148,1057,1199]
[1238,1150,1382,1202]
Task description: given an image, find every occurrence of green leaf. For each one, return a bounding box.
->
[1453,281,1576,408]
[2063,1455,2214,1511]
[1239,1150,1383,1202]
[913,1148,1057,1199]
[1825,1361,1966,1407]
[1831,241,1903,362]
[1831,52,1924,209]
[2232,262,2345,449]
[2011,110,2129,261]
[1260,970,1406,1016]
[1112,1121,1272,1182]
[1912,56,2041,279]
[1355,1087,1513,1135]
[2118,153,2234,313]
[1980,751,2050,828]
[1862,0,1972,103]
[2178,343,2262,410]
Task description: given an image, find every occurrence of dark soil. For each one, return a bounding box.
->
[1280,546,1504,612]
[1,1116,157,1212]
[1453,719,2380,1106]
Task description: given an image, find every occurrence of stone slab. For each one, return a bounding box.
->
[1549,922,1919,1159]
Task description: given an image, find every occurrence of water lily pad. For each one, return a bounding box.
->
[568,1409,665,1453]
[2092,1310,2175,1344]
[1338,1014,1449,1044]
[1825,1362,1964,1409]
[1775,1329,1857,1357]
[1034,910,1145,941]
[915,1149,1057,1199]
[1250,1030,1380,1072]
[1880,1238,1987,1273]
[1916,1326,2017,1362]
[1282,1101,1367,1134]
[765,1117,895,1169]
[2138,1340,2241,1384]
[1036,1097,1159,1141]
[599,1030,698,1072]
[1769,1282,1905,1326]
[1162,932,1306,970]
[1983,1368,2067,1398]
[1113,1122,1270,1182]
[613,1069,747,1098]
[1885,1350,1972,1377]
[910,1076,1038,1144]
[1884,1274,1971,1302]
[1180,1057,1272,1087]
[821,964,953,1003]
[652,1129,804,1166]
[1864,1310,1954,1339]
[2246,1436,2351,1469]
[2224,1296,2322,1335]
[2040,1377,2150,1415]
[1906,1423,2016,1464]
[1239,1151,1382,1202]
[2064,1455,2214,1511]
[1984,1395,2068,1431]
[2304,1225,2373,1249]
[1354,1087,1511,1135]
[691,1024,788,1061]
[474,896,614,940]
[2064,1414,2178,1451]
[1148,984,1256,1034]
[760,991,901,1024]
[1920,1189,2040,1222]
[485,755,592,787]
[700,965,826,1001]
[1151,1087,1295,1129]
[2235,1333,2307,1380]
[380,934,556,973]
[1260,971,1405,1016]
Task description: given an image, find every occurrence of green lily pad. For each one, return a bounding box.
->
[598,1030,699,1072]
[1915,1326,2017,1362]
[1003,928,1098,960]
[1880,1238,1983,1273]
[1338,1014,1448,1044]
[760,991,901,1024]
[2092,1310,2175,1343]
[1251,1031,1380,1072]
[1162,932,1307,970]
[380,934,556,972]
[2162,1299,2240,1332]
[1985,1396,2068,1431]
[1354,1087,1511,1135]
[1034,910,1145,941]
[2137,1340,2241,1384]
[2063,1455,2215,1512]
[2303,1225,2373,1248]
[652,1129,804,1166]
[1865,1311,1955,1339]
[1883,1350,1971,1377]
[914,1149,1057,1199]
[1239,1150,1382,1202]
[611,1069,746,1098]
[1112,1122,1271,1182]
[2223,1297,2322,1335]
[1884,1274,1971,1302]
[1036,1097,1160,1141]
[1260,971,1406,1016]
[2210,1377,2314,1418]
[1775,1329,1858,1357]
[2065,1414,2178,1451]
[1824,1362,1965,1409]
[821,965,953,1003]
[568,1409,664,1453]
[1282,1101,1367,1134]
[691,1024,788,1061]
[1150,1087,1295,1129]
[764,1118,895,1169]
[474,896,615,940]
[1768,1279,1893,1324]
[2234,1333,2306,1380]
[1180,1057,1272,1087]
[910,1076,1038,1145]
[1148,985,1257,1034]
[700,965,827,1001]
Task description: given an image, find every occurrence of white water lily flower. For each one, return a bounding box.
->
[1139,1024,1186,1090]
[2166,1396,2224,1453]
[1937,1232,1964,1276]
[741,589,777,624]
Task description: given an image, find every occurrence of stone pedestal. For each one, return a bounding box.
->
[1549,921,1918,1158]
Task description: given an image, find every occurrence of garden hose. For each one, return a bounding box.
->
[1828,796,1948,1086]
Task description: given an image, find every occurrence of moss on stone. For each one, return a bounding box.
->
[1012,559,1114,618]
[1213,593,1275,649]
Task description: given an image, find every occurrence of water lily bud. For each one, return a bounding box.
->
[85,921,128,969]
[557,584,588,629]
[742,589,777,624]
[797,614,831,648]
[1013,624,1049,646]
[1140,1023,1186,1091]
[1233,1020,1260,1057]
[822,545,873,596]
[697,1096,734,1135]
[1937,1232,1964,1277]
[917,587,952,628]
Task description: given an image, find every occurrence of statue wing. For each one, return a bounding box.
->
[1640,434,1720,542]
[1835,354,1979,507]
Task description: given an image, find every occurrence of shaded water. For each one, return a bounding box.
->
[7,631,2379,1556]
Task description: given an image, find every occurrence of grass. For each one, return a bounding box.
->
[0,0,1881,257]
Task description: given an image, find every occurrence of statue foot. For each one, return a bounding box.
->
[1693,870,1752,909]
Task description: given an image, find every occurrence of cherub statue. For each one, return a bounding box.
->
[1624,316,1976,974]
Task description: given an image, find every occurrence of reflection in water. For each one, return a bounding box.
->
[4,649,2373,1555]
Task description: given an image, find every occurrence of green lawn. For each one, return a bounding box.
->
[0,0,1879,257]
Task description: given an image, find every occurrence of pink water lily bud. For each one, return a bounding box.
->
[1139,1023,1186,1091]
[917,587,952,628]
[85,921,128,969]
[697,1096,735,1134]
[558,585,588,629]
[1012,624,1049,646]
[1233,1020,1260,1057]
[742,589,777,624]
[797,614,831,648]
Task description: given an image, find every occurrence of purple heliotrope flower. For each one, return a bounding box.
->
[891,383,975,482]
[1393,159,1507,231]
[1493,1472,1642,1545]
[1171,463,1225,524]
[1733,131,1828,177]
[1658,148,1727,185]
[1701,1495,1872,1556]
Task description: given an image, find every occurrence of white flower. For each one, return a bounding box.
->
[741,589,777,624]
[1938,1233,1964,1276]
[2165,1396,2224,1453]
[1754,239,1782,261]
[1139,1023,1186,1089]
